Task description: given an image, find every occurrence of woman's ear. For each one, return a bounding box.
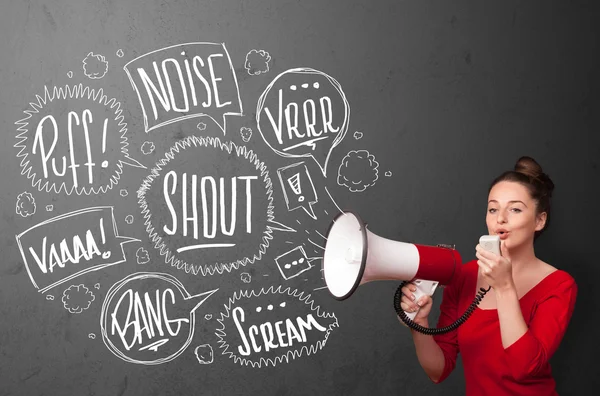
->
[535,212,547,231]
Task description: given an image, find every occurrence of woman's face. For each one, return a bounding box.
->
[486,181,547,250]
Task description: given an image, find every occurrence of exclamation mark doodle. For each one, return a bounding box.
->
[287,173,304,203]
[99,217,111,259]
[101,118,109,168]
[277,162,319,220]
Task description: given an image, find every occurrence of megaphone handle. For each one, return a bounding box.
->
[404,279,439,321]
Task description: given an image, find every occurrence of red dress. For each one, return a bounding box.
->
[432,259,578,395]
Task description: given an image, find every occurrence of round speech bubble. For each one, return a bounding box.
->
[100,272,217,365]
[256,68,350,176]
[15,84,145,195]
[137,136,295,277]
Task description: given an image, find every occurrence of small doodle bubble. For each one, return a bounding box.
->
[119,189,128,197]
[204,314,212,320]
[45,205,54,211]
[94,283,100,290]
[240,272,251,283]
[385,171,392,177]
[46,294,54,301]
[125,215,134,224]
[88,333,96,339]
[197,122,207,131]
[116,49,124,58]
[67,71,73,78]
[353,131,363,140]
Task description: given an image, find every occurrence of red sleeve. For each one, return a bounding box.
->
[432,280,462,383]
[503,275,578,381]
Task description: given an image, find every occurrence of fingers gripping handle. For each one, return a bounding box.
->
[405,279,439,320]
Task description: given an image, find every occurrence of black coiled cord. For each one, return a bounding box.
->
[394,281,492,335]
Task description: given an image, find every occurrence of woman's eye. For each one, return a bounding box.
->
[511,208,522,213]
[488,208,497,213]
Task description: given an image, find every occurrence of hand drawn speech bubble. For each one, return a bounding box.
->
[138,136,295,277]
[124,42,243,134]
[15,206,139,293]
[256,68,350,177]
[100,272,218,365]
[215,285,338,368]
[14,84,146,195]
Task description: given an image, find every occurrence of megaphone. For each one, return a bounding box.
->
[322,211,490,335]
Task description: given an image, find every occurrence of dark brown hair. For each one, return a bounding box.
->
[488,156,555,240]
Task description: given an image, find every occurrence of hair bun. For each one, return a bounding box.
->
[515,156,555,196]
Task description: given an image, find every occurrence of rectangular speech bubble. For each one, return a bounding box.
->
[124,42,243,134]
[16,206,139,293]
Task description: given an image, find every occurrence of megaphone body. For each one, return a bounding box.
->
[323,211,461,320]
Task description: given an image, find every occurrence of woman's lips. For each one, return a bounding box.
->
[498,232,509,240]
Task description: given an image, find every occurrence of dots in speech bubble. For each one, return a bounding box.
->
[14,84,146,195]
[256,68,350,177]
[100,272,218,365]
[137,136,296,277]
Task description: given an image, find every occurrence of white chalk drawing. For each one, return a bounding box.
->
[337,150,379,192]
[67,71,73,79]
[46,205,53,212]
[215,285,338,368]
[275,246,312,280]
[125,215,134,224]
[204,314,212,320]
[324,186,344,215]
[89,333,96,339]
[100,272,218,365]
[15,206,139,293]
[14,84,146,195]
[83,52,109,79]
[135,248,150,265]
[353,131,363,140]
[62,284,95,313]
[16,192,36,217]
[245,49,271,75]
[119,189,128,197]
[307,238,325,251]
[46,294,54,300]
[277,162,318,220]
[136,247,150,265]
[240,127,252,143]
[240,272,251,283]
[116,49,124,58]
[194,344,214,364]
[94,283,101,289]
[256,68,350,177]
[197,122,207,131]
[141,141,155,155]
[123,42,243,135]
[137,135,295,277]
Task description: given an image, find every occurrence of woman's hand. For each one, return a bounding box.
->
[475,240,515,292]
[397,282,433,327]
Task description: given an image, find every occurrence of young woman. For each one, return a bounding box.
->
[399,156,577,395]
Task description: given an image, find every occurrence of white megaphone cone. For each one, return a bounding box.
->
[322,211,461,322]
